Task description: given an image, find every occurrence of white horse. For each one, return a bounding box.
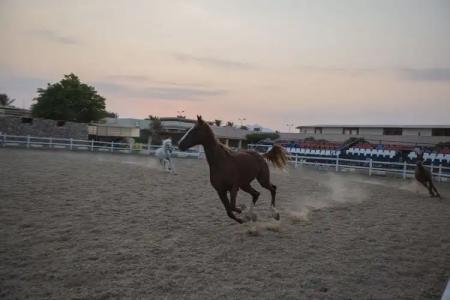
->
[155,138,176,173]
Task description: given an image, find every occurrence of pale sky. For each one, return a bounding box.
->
[1,0,450,130]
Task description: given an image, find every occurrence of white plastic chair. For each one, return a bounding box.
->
[444,154,450,163]
[408,152,417,160]
[389,150,396,159]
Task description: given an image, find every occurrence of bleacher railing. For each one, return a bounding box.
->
[0,134,202,159]
[248,144,450,182]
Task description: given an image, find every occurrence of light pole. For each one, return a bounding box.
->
[177,110,185,118]
[286,123,294,132]
[238,118,246,127]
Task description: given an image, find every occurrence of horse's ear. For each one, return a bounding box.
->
[197,115,204,123]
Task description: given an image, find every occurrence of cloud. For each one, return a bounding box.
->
[400,68,450,81]
[172,53,255,70]
[105,75,150,82]
[294,65,450,81]
[104,74,212,88]
[294,65,382,77]
[29,30,80,45]
[95,81,227,101]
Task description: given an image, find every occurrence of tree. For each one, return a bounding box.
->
[245,132,280,144]
[105,111,119,118]
[148,116,163,144]
[226,121,234,127]
[31,73,108,123]
[0,94,15,106]
[214,119,222,126]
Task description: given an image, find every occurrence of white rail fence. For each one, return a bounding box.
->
[247,144,450,182]
[1,135,449,182]
[0,134,202,159]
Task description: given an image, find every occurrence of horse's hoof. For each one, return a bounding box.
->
[243,214,252,223]
[273,212,280,221]
[238,204,247,211]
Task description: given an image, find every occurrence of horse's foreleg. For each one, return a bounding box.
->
[419,180,433,196]
[425,180,436,197]
[229,186,241,213]
[218,190,243,224]
[169,158,176,174]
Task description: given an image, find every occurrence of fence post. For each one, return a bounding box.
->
[26,135,30,148]
[402,161,407,179]
[335,154,339,172]
[129,140,133,153]
[369,159,373,176]
[438,164,442,182]
[70,138,73,150]
[295,154,298,168]
[111,141,114,153]
[91,140,94,152]
[49,137,53,149]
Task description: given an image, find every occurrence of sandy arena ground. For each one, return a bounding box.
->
[1,148,449,299]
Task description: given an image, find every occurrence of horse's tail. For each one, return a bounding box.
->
[263,145,288,169]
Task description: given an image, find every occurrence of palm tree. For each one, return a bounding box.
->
[0,94,15,107]
[148,116,163,144]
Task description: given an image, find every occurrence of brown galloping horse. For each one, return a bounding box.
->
[415,153,441,198]
[178,116,288,224]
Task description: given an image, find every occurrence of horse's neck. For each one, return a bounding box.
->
[203,140,228,169]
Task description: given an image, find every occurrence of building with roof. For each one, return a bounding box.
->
[99,116,256,148]
[292,125,450,145]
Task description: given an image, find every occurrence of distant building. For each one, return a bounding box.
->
[291,125,450,145]
[0,106,31,118]
[88,124,140,142]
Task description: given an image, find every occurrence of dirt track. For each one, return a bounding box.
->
[1,148,449,299]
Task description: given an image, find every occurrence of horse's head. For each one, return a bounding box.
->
[178,115,213,151]
[162,138,172,147]
[416,152,424,166]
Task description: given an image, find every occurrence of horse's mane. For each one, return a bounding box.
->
[217,142,233,155]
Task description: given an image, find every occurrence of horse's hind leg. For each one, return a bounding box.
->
[256,171,280,221]
[240,184,260,221]
[430,181,441,198]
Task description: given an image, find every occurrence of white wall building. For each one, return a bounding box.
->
[292,125,450,145]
